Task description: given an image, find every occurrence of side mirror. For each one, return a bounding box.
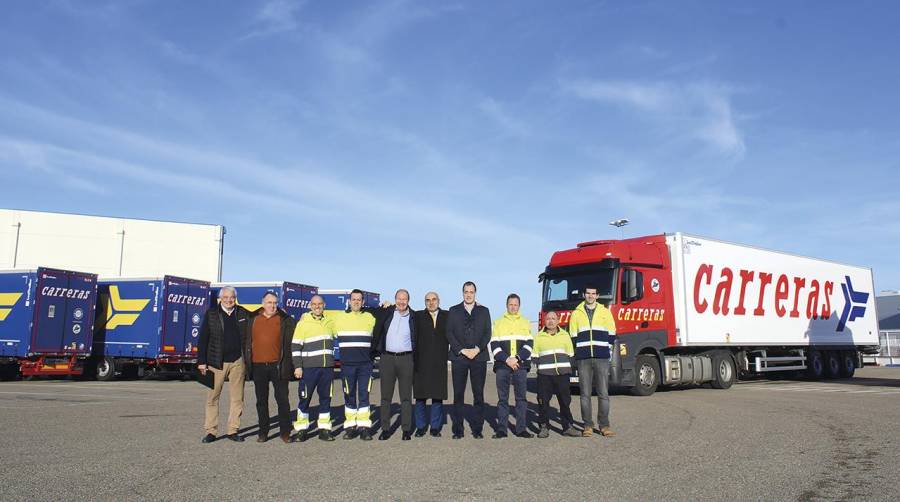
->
[622,269,644,304]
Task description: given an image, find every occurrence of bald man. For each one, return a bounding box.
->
[291,295,337,441]
[412,292,449,437]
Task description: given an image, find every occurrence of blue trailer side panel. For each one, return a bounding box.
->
[364,292,381,309]
[160,277,209,357]
[0,271,37,358]
[31,268,97,355]
[282,282,317,320]
[94,279,162,359]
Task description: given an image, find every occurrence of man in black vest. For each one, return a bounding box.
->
[446,281,492,439]
[198,285,251,443]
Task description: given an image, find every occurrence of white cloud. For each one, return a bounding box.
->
[240,0,306,41]
[478,98,532,138]
[562,79,746,158]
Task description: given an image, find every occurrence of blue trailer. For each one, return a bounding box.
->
[92,276,210,380]
[209,282,318,320]
[0,267,98,379]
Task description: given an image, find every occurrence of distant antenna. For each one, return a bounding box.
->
[609,218,629,239]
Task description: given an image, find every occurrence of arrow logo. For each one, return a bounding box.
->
[0,292,23,321]
[837,275,868,332]
[104,286,151,329]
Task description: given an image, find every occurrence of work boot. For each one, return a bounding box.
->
[343,428,359,440]
[201,433,216,443]
[537,426,549,439]
[514,430,534,439]
[599,426,616,437]
[563,427,581,437]
[582,428,594,438]
[359,429,373,441]
[318,430,334,442]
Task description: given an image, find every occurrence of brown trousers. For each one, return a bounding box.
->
[204,358,246,435]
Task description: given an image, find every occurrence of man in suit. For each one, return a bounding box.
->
[372,289,417,440]
[446,281,492,439]
[412,291,449,437]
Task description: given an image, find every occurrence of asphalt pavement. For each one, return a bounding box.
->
[1,367,898,501]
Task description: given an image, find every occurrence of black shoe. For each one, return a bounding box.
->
[414,428,427,437]
[343,429,359,440]
[514,430,534,439]
[318,430,334,442]
[430,430,442,438]
[378,431,391,441]
[472,432,484,439]
[359,429,373,441]
[491,432,507,439]
[201,433,216,443]
[452,432,464,440]
[402,431,412,441]
[257,434,268,443]
[227,433,244,442]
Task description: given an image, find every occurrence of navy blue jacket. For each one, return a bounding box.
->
[446,302,492,362]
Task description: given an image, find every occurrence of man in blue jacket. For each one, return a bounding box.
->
[446,281,492,439]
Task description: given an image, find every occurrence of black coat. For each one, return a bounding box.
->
[197,305,251,370]
[446,302,492,362]
[413,309,449,400]
[371,306,418,357]
[243,308,297,380]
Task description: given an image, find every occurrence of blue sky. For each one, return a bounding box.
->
[1,0,898,317]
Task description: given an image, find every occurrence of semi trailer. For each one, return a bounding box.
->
[540,233,880,395]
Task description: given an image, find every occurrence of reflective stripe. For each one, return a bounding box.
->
[538,349,569,357]
[521,345,533,352]
[301,335,334,344]
[340,342,371,348]
[537,362,571,370]
[301,349,334,357]
[337,330,372,338]
[576,340,610,348]
[491,346,503,355]
[491,335,532,341]
[291,350,302,357]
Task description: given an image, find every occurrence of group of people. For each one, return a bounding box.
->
[196,281,618,443]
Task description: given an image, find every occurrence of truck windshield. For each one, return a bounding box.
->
[542,269,616,310]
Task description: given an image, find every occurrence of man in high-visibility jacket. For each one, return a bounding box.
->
[332,289,377,441]
[490,293,533,439]
[292,295,337,441]
[533,310,580,438]
[567,285,616,437]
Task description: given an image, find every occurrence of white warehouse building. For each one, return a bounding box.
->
[0,208,224,282]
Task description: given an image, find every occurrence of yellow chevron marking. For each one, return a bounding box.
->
[237,302,262,312]
[104,286,151,330]
[0,293,23,307]
[0,293,23,322]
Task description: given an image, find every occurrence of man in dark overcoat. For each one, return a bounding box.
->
[412,291,449,437]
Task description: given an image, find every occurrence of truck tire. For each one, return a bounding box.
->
[631,355,659,396]
[805,350,825,380]
[710,352,736,389]
[96,357,116,381]
[824,351,841,379]
[839,351,856,378]
[0,363,18,381]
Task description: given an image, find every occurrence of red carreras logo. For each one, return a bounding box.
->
[692,263,833,319]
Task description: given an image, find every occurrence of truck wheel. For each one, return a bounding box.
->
[824,351,841,379]
[839,351,856,378]
[631,355,659,396]
[710,352,736,389]
[805,350,825,380]
[96,357,116,381]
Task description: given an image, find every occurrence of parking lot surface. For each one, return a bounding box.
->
[1,367,898,501]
